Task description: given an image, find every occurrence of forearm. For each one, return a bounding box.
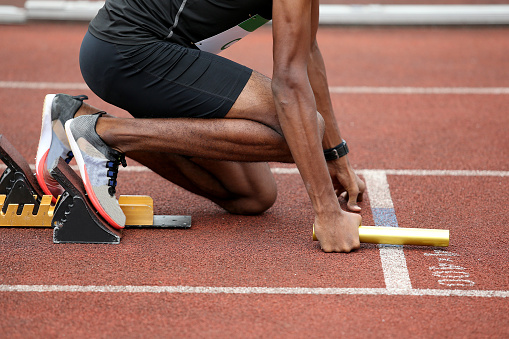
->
[306,39,365,212]
[307,41,343,150]
[271,0,340,215]
[272,75,339,214]
[269,0,361,252]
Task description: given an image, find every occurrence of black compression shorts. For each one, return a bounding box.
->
[79,31,252,119]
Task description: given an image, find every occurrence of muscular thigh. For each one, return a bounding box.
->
[227,69,328,141]
[225,71,282,135]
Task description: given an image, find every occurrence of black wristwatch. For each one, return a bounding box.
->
[323,140,349,161]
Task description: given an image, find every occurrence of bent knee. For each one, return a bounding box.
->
[223,186,278,215]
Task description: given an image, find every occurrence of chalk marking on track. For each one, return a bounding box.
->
[1,165,508,177]
[0,284,507,298]
[2,81,509,95]
[363,170,412,290]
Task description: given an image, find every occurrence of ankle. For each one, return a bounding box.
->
[74,103,103,118]
[95,116,125,153]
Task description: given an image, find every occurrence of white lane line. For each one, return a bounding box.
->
[381,169,509,177]
[329,86,509,94]
[270,167,299,174]
[0,284,507,298]
[1,165,508,177]
[274,168,509,177]
[1,81,509,95]
[360,170,393,209]
[363,170,412,290]
[0,81,89,90]
[276,168,509,177]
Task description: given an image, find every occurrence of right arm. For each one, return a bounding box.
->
[271,0,361,252]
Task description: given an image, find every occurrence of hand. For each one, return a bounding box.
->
[314,210,362,253]
[327,156,366,212]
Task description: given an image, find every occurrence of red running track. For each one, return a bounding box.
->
[0,23,508,338]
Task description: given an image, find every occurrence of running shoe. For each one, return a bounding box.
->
[64,113,126,229]
[35,93,88,202]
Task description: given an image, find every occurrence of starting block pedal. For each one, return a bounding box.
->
[0,134,191,244]
[0,134,45,214]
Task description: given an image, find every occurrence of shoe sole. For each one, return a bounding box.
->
[35,94,58,203]
[64,119,125,230]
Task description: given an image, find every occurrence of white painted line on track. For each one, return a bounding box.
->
[0,81,89,90]
[363,170,412,290]
[273,168,509,177]
[329,86,509,94]
[378,246,412,290]
[275,168,509,177]
[380,169,509,177]
[4,3,509,25]
[0,284,507,298]
[360,170,393,209]
[1,165,508,177]
[2,81,509,95]
[319,4,509,25]
[270,167,299,175]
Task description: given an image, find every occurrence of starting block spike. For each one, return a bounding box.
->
[1,179,40,215]
[0,134,45,199]
[0,166,15,195]
[0,134,45,215]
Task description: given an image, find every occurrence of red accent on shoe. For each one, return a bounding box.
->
[35,150,59,204]
[82,164,124,229]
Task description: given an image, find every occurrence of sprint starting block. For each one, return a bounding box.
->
[0,134,190,244]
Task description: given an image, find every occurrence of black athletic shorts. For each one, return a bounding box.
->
[79,30,252,119]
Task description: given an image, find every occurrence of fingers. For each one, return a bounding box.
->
[316,212,362,253]
[321,242,359,253]
[339,173,366,212]
[340,190,362,212]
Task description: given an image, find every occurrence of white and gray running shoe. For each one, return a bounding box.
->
[64,113,126,229]
[35,93,88,202]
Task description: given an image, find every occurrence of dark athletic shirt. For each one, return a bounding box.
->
[89,0,273,53]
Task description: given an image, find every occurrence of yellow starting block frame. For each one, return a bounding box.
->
[0,194,155,227]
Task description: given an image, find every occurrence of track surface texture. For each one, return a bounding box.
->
[0,20,508,338]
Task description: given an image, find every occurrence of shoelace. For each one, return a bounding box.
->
[106,154,127,196]
[64,151,74,164]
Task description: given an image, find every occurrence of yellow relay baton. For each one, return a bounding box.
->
[312,225,449,247]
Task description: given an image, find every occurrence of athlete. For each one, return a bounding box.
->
[36,0,366,252]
